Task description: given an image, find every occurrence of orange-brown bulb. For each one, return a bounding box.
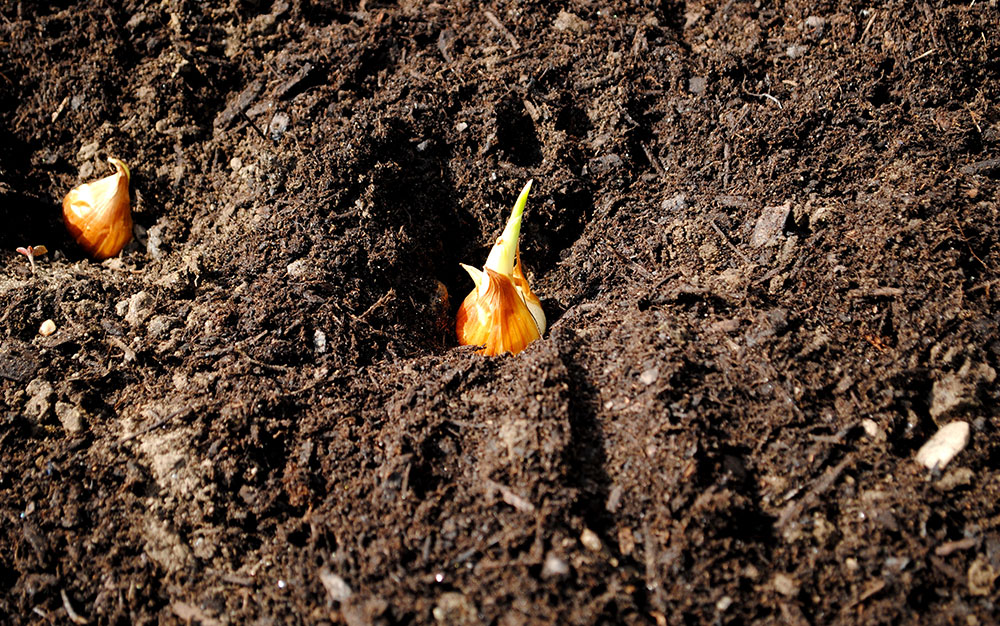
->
[456,181,545,356]
[62,157,133,260]
[457,269,541,356]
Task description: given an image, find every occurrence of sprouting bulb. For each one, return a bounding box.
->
[456,181,545,356]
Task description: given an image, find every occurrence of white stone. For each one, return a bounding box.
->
[861,418,880,439]
[313,329,328,354]
[580,528,602,552]
[541,553,570,578]
[916,421,970,470]
[39,319,57,336]
[318,568,352,603]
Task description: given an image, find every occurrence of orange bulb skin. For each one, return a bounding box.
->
[62,159,133,260]
[456,269,541,356]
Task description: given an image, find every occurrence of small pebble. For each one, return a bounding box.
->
[773,572,798,597]
[660,193,690,212]
[286,258,311,277]
[541,553,569,578]
[787,44,808,59]
[24,378,54,421]
[269,111,290,141]
[318,568,352,603]
[751,202,792,248]
[915,421,970,470]
[147,315,177,339]
[313,329,328,354]
[77,141,100,162]
[639,367,659,386]
[39,319,57,336]
[121,291,154,327]
[688,76,707,95]
[580,528,602,552]
[804,15,826,36]
[432,592,477,624]
[861,418,882,440]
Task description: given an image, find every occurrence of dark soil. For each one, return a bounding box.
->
[2,1,999,624]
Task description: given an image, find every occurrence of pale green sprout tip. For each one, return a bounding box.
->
[484,179,532,277]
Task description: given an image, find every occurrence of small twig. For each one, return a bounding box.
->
[356,289,395,322]
[776,456,853,531]
[908,48,936,62]
[605,241,652,278]
[108,336,136,363]
[953,216,989,270]
[709,219,752,265]
[116,407,191,446]
[61,589,90,625]
[483,10,520,49]
[485,479,535,513]
[236,348,293,372]
[968,278,998,294]
[935,537,977,556]
[965,105,983,135]
[846,286,904,298]
[741,79,782,109]
[860,11,878,41]
[641,143,667,178]
[239,109,267,141]
[479,50,531,66]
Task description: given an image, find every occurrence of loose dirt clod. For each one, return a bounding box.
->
[54,401,87,434]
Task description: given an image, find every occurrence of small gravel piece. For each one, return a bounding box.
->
[915,421,970,470]
[773,572,798,597]
[580,528,602,552]
[639,367,659,385]
[541,553,570,578]
[318,568,352,603]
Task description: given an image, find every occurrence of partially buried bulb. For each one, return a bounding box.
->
[456,180,546,356]
[62,157,133,260]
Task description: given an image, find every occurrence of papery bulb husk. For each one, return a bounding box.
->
[62,157,133,260]
[457,269,541,356]
[512,246,546,335]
